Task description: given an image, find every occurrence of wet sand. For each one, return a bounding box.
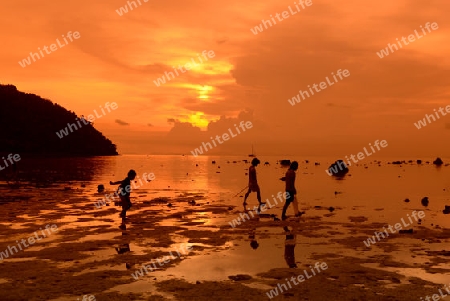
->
[1,175,450,301]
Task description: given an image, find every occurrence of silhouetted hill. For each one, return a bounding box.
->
[0,84,118,156]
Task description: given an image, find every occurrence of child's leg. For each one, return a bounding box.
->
[281,192,293,220]
[243,188,251,204]
[256,189,263,204]
[292,195,299,215]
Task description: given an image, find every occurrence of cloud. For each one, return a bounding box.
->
[115,119,130,126]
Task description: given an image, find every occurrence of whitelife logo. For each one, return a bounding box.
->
[153,50,215,87]
[18,31,81,68]
[414,105,450,129]
[250,0,313,35]
[190,121,253,157]
[55,102,118,139]
[376,22,439,58]
[325,140,388,176]
[116,0,149,16]
[363,211,424,247]
[287,69,350,106]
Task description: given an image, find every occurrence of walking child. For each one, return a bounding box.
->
[110,169,137,223]
[243,158,265,207]
[281,161,301,220]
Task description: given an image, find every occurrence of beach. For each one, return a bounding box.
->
[0,155,450,300]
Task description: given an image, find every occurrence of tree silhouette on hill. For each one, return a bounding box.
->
[0,84,118,156]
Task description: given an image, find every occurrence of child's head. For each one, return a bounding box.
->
[127,169,137,180]
[251,158,260,166]
[290,161,299,171]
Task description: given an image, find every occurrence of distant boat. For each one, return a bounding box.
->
[248,145,256,157]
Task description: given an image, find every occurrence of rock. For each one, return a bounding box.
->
[433,157,444,166]
[329,207,335,212]
[421,197,429,207]
[392,161,402,165]
[443,206,450,214]
[126,263,132,269]
[327,160,349,177]
[404,198,410,203]
[98,184,105,193]
[315,162,320,165]
[417,160,422,164]
[279,160,291,166]
[399,229,413,234]
[228,274,252,281]
[264,162,270,166]
[212,161,216,164]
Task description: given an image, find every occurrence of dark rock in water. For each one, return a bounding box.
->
[327,160,349,177]
[329,207,335,212]
[399,229,413,234]
[443,205,450,214]
[115,244,130,254]
[126,263,132,269]
[98,184,105,193]
[305,160,309,163]
[392,161,402,165]
[228,274,252,281]
[212,161,216,164]
[433,157,444,166]
[417,160,422,164]
[264,161,270,165]
[421,197,429,207]
[315,162,320,165]
[404,198,410,203]
[280,160,291,166]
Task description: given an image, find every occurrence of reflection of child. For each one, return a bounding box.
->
[110,170,137,222]
[284,226,297,268]
[249,229,259,250]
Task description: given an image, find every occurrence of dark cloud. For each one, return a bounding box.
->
[115,119,130,126]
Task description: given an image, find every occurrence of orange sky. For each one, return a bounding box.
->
[1,0,449,157]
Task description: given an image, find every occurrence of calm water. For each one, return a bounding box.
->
[4,154,450,225]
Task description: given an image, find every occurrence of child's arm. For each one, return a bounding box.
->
[110,181,121,185]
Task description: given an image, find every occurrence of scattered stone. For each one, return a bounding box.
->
[417,160,422,164]
[329,207,335,212]
[327,160,349,177]
[443,206,450,214]
[399,229,414,234]
[280,160,291,166]
[404,198,410,203]
[97,184,105,192]
[228,274,252,281]
[315,162,320,165]
[212,161,216,164]
[421,197,429,207]
[433,157,444,166]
